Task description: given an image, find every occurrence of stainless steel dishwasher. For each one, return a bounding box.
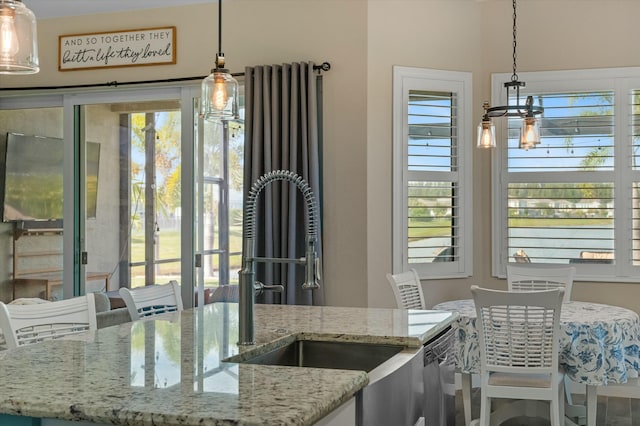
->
[422,326,456,426]
[356,326,455,426]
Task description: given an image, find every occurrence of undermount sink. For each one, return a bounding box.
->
[233,339,406,372]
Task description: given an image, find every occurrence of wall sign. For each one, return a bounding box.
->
[58,27,176,71]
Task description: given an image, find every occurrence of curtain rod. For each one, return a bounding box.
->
[0,62,331,92]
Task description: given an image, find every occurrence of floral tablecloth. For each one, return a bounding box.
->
[432,300,640,386]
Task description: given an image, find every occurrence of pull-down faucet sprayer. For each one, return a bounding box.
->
[238,170,320,345]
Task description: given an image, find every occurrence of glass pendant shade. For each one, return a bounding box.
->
[519,116,541,149]
[477,119,496,149]
[201,68,239,121]
[0,0,38,74]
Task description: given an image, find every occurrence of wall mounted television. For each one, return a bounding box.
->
[1,133,100,223]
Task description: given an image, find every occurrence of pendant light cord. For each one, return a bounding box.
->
[511,0,518,82]
[218,0,223,55]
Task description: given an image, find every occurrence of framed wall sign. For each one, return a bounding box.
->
[58,26,176,71]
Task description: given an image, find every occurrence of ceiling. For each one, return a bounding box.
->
[25,0,215,19]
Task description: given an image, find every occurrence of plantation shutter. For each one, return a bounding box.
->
[630,89,640,265]
[392,67,472,279]
[504,91,615,265]
[407,90,460,264]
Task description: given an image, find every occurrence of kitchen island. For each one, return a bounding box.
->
[0,302,455,425]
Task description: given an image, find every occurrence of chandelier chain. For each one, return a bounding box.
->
[511,0,518,82]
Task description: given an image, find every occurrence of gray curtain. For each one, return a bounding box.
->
[243,62,324,306]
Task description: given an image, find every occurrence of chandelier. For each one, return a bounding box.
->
[477,0,543,150]
[200,0,239,121]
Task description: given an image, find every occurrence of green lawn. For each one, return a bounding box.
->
[409,217,614,239]
[509,218,613,227]
[129,225,243,287]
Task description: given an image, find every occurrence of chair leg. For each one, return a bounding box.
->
[586,385,597,426]
[551,383,564,426]
[564,376,574,405]
[559,378,566,423]
[479,394,491,426]
[550,399,560,426]
[461,372,472,426]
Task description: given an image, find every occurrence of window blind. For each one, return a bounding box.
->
[407,90,459,264]
[505,91,615,264]
[392,67,472,279]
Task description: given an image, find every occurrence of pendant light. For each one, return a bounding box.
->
[0,0,38,74]
[476,0,542,149]
[201,0,238,121]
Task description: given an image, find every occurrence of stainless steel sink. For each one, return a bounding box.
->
[230,339,425,425]
[235,339,406,372]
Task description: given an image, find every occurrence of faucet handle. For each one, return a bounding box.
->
[262,284,285,292]
[254,281,285,295]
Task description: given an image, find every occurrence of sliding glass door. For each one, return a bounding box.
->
[0,83,243,307]
[71,99,183,296]
[64,87,197,304]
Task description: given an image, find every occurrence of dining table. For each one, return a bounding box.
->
[433,298,640,426]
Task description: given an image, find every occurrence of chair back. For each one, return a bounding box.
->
[119,280,183,320]
[209,285,239,303]
[0,293,97,349]
[386,269,426,309]
[507,264,575,303]
[471,285,564,376]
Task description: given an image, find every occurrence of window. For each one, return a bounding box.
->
[392,67,473,279]
[493,67,640,281]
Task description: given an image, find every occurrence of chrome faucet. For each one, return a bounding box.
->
[238,170,320,345]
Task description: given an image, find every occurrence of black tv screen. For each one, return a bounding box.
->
[1,133,100,222]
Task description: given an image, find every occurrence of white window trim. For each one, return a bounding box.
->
[392,66,473,279]
[491,67,640,282]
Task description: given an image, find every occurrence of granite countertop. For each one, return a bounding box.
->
[0,303,456,425]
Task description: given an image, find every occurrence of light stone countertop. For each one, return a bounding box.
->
[0,303,456,425]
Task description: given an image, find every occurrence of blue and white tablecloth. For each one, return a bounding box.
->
[432,299,640,386]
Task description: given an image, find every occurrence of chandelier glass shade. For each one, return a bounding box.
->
[476,0,542,149]
[201,0,239,121]
[0,0,39,75]
[477,112,496,149]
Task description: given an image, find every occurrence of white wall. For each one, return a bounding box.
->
[367,0,640,313]
[366,0,485,308]
[2,0,640,311]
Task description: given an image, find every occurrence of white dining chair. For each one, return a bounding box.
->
[386,269,426,309]
[0,293,97,349]
[470,285,565,426]
[119,280,183,320]
[507,263,575,303]
[507,263,578,412]
[507,263,577,406]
